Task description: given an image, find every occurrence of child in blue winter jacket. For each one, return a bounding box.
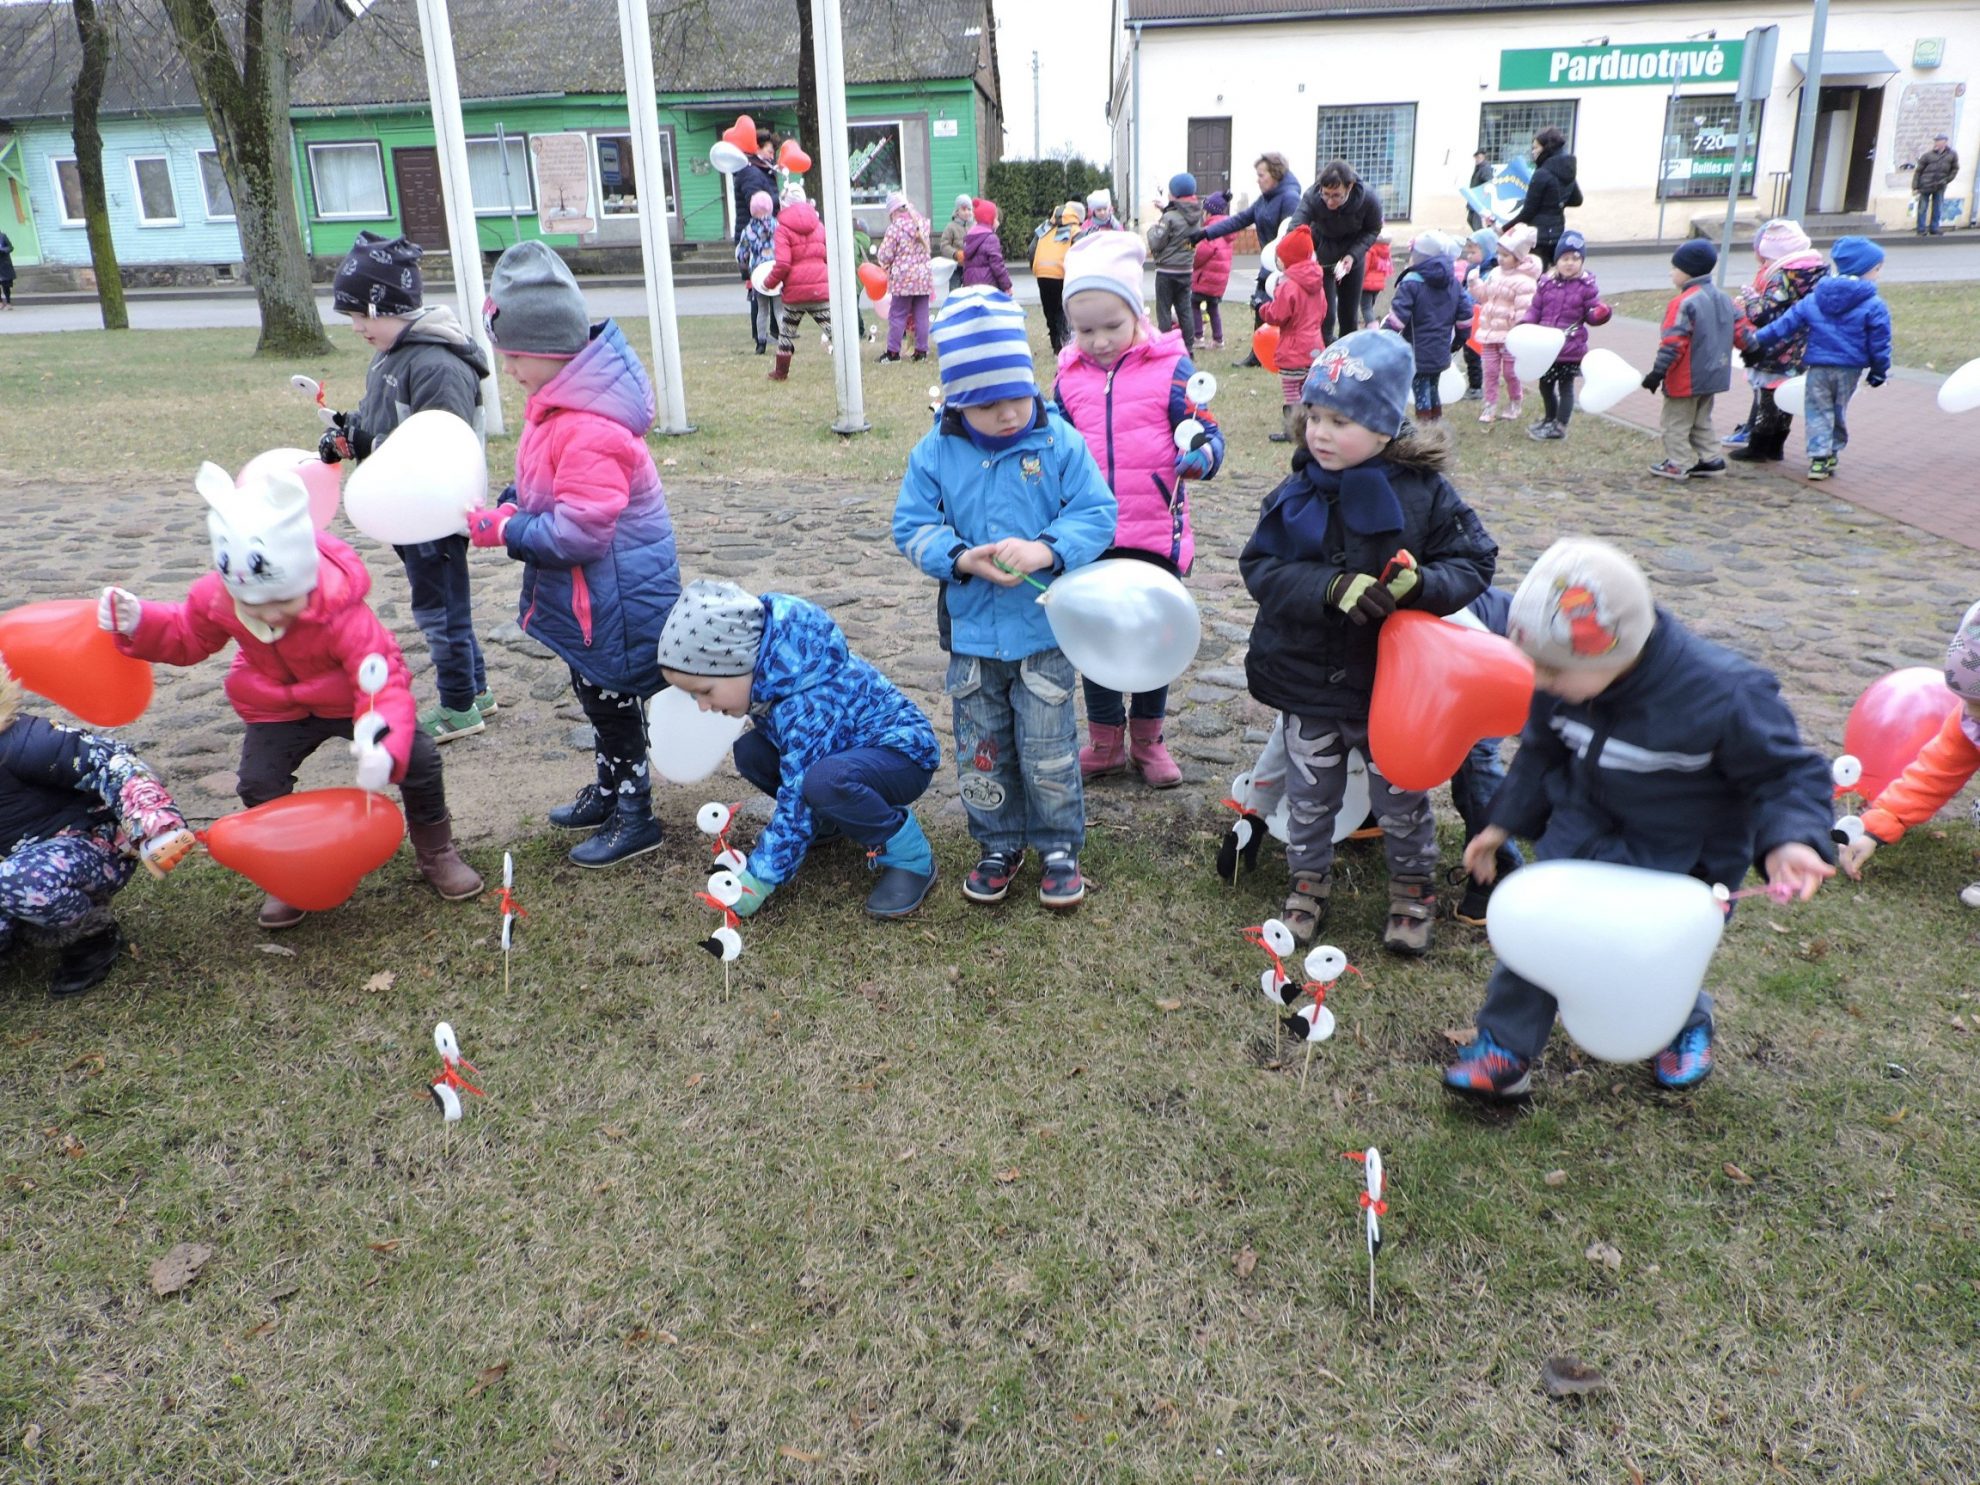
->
[657,581,942,921]
[1744,235,1892,482]
[1446,538,1836,1102]
[893,287,1118,910]
[1382,231,1471,421]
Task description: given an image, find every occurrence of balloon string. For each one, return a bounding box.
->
[991,558,1051,593]
[1725,881,1797,905]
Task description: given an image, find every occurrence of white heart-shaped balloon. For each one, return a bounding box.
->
[1437,363,1467,405]
[648,687,747,784]
[1577,347,1642,414]
[1504,323,1565,382]
[342,409,484,546]
[1936,356,1980,414]
[1774,374,1808,417]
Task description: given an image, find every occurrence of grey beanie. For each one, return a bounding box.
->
[656,580,767,677]
[485,241,589,356]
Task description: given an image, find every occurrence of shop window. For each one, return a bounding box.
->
[1476,101,1578,164]
[50,156,86,225]
[197,150,235,220]
[847,121,904,206]
[595,132,676,217]
[1315,102,1415,219]
[467,136,533,215]
[1659,96,1763,199]
[308,142,388,218]
[129,155,179,225]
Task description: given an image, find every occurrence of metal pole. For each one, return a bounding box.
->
[495,120,521,247]
[1130,22,1142,228]
[1656,74,1678,242]
[1784,0,1829,222]
[412,0,504,435]
[1032,50,1040,158]
[616,0,693,435]
[811,0,869,434]
[1716,97,1753,285]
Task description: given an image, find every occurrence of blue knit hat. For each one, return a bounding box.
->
[1832,236,1885,277]
[1671,239,1717,277]
[1301,330,1412,439]
[1169,171,1197,198]
[1556,229,1587,257]
[930,287,1036,408]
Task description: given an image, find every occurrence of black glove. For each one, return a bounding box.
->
[1867,371,1886,388]
[499,482,518,506]
[1739,345,1764,368]
[1187,226,1208,245]
[1640,370,1664,394]
[1328,572,1399,626]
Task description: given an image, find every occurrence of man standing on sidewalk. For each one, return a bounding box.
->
[1913,133,1960,236]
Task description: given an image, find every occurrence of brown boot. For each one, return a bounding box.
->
[1383,875,1436,957]
[1282,871,1331,945]
[410,815,483,901]
[259,894,306,930]
[767,350,792,382]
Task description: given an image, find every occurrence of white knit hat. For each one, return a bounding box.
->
[1508,538,1656,670]
[197,461,319,603]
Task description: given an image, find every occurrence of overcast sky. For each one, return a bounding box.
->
[990,0,1115,162]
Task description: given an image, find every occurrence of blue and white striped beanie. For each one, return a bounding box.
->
[930,287,1036,408]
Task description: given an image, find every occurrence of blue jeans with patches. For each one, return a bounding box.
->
[394,536,486,713]
[1802,365,1861,459]
[946,649,1084,857]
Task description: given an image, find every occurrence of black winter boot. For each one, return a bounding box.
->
[568,796,664,869]
[549,783,614,831]
[51,922,125,998]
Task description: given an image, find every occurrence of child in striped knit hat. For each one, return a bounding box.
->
[892,287,1117,911]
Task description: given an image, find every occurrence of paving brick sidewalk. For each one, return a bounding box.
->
[1592,315,1980,550]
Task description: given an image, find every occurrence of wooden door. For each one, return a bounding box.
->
[1844,86,1884,213]
[1186,117,1232,198]
[392,146,450,252]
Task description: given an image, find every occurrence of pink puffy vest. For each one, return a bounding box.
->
[1054,327,1195,573]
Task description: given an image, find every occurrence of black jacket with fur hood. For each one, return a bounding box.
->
[1239,431,1496,718]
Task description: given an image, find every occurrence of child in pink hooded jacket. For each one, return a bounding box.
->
[1052,232,1225,788]
[1473,223,1541,422]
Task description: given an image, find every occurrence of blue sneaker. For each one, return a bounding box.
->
[1723,423,1751,449]
[1443,1030,1532,1098]
[1653,1021,1715,1089]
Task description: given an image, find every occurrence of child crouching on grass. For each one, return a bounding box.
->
[1446,538,1835,1101]
[892,287,1117,910]
[657,580,942,921]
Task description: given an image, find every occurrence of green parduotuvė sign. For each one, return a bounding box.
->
[1499,40,1745,91]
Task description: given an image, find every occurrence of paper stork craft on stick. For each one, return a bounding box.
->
[696,801,748,873]
[1244,923,1358,1086]
[697,870,755,995]
[430,1021,485,1122]
[495,852,525,995]
[1343,1147,1386,1316]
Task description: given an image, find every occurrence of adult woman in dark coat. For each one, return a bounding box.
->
[1497,126,1581,270]
[1197,152,1304,367]
[1285,159,1384,340]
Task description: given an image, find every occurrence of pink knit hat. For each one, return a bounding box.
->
[1062,231,1147,316]
[1753,218,1812,261]
[1498,224,1539,259]
[749,191,773,219]
[1946,599,1980,702]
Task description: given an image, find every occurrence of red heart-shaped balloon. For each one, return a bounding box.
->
[0,600,154,727]
[200,789,406,912]
[778,139,812,175]
[1842,667,1960,801]
[722,115,757,154]
[858,262,888,301]
[1251,323,1281,374]
[1369,611,1535,791]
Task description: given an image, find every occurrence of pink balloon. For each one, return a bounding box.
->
[1841,667,1961,802]
[239,447,341,530]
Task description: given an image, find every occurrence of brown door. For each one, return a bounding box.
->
[392,146,450,252]
[1844,86,1884,213]
[1186,117,1232,198]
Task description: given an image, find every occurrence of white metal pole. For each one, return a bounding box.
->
[412,0,503,436]
[1784,0,1830,223]
[616,0,693,435]
[811,0,869,435]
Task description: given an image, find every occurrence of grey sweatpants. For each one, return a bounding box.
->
[1280,712,1436,880]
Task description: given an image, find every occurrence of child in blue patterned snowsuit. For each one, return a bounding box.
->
[658,581,942,920]
[0,673,195,996]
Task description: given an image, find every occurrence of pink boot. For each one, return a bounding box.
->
[1079,721,1129,778]
[1128,718,1182,789]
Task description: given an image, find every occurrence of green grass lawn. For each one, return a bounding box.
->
[1607,280,1980,374]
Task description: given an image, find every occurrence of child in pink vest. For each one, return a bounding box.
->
[1053,232,1225,788]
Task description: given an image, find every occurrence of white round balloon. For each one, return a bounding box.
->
[1774,375,1808,417]
[1937,356,1980,414]
[342,409,484,546]
[1039,558,1201,695]
[1576,347,1642,414]
[647,687,747,784]
[1437,363,1468,405]
[750,260,782,297]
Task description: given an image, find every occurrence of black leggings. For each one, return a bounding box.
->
[1538,362,1579,427]
[571,669,653,801]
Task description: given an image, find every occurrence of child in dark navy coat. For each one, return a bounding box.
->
[1446,539,1836,1100]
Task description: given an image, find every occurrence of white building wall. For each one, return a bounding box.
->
[1119,1,1980,241]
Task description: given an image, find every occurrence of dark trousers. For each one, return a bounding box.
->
[748,288,777,347]
[1154,273,1194,347]
[393,535,485,713]
[1538,361,1580,427]
[1081,677,1168,727]
[1533,234,1560,272]
[239,716,449,826]
[1321,254,1366,341]
[0,278,12,306]
[1191,294,1223,345]
[1446,738,1524,877]
[732,731,933,850]
[1359,288,1380,321]
[1463,343,1483,390]
[1038,277,1067,353]
[1917,189,1946,233]
[571,669,653,802]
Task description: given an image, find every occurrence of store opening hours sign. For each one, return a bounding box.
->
[1501,40,1744,91]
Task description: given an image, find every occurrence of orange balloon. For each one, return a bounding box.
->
[200,789,406,912]
[722,115,757,154]
[779,139,812,175]
[1369,611,1535,791]
[1842,667,1961,801]
[0,600,154,727]
[858,261,888,301]
[1251,323,1281,373]
[1465,305,1482,355]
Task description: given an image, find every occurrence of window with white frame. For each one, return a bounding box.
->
[593,132,676,217]
[50,156,85,225]
[129,155,179,225]
[1477,101,1578,166]
[308,141,388,218]
[197,149,235,220]
[1315,102,1417,219]
[466,135,532,215]
[846,120,904,206]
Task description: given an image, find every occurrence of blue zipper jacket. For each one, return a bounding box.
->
[1489,609,1837,889]
[743,593,941,886]
[1384,254,1472,374]
[893,401,1118,661]
[1749,274,1892,377]
[1203,172,1304,248]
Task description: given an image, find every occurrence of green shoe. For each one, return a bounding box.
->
[473,689,498,718]
[419,702,486,743]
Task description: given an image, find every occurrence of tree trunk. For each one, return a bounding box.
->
[69,0,128,331]
[160,0,332,356]
[794,0,820,202]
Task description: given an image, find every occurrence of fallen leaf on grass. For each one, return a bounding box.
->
[149,1242,215,1297]
[59,1134,86,1160]
[21,1423,41,1453]
[1766,921,1790,934]
[601,1125,628,1141]
[1441,1028,1473,1046]
[1540,1355,1608,1398]
[362,970,396,994]
[895,1147,916,1162]
[993,1167,1020,1184]
[366,1240,401,1254]
[1233,1246,1258,1278]
[1723,1162,1754,1185]
[244,1319,279,1340]
[466,1362,508,1399]
[1629,1467,1645,1484]
[1155,999,1183,1013]
[778,1446,822,1463]
[1543,1169,1568,1187]
[257,944,297,957]
[1584,1241,1623,1273]
[684,1073,704,1088]
[1951,1015,1970,1034]
[64,1051,106,1078]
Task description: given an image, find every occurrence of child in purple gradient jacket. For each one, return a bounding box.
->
[1519,229,1611,441]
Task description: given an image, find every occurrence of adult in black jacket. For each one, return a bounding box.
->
[1285,159,1384,339]
[1197,152,1304,368]
[1497,126,1581,270]
[732,130,779,236]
